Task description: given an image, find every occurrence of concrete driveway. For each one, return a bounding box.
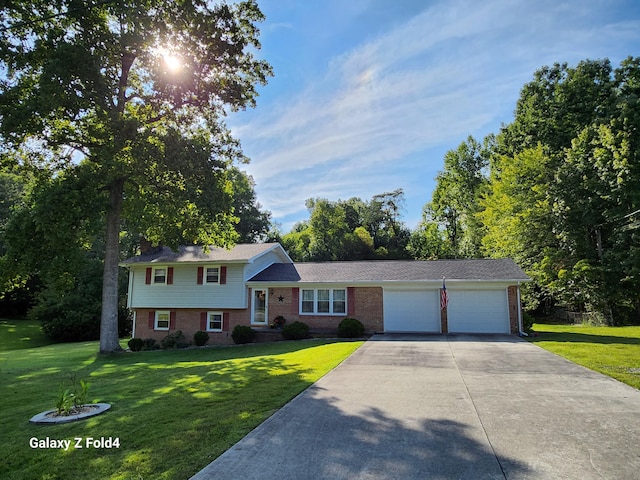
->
[192,335,640,480]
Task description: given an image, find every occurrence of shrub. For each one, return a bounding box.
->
[522,312,535,334]
[160,330,187,349]
[128,337,144,352]
[193,330,209,346]
[282,321,309,340]
[337,317,365,338]
[232,325,256,344]
[142,338,158,350]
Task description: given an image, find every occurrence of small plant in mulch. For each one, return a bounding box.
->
[53,373,91,416]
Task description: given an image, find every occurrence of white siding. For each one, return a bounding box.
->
[129,264,247,309]
[244,248,290,280]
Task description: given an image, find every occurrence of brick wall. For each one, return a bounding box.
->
[507,285,521,334]
[266,286,383,333]
[133,308,250,345]
[132,286,386,345]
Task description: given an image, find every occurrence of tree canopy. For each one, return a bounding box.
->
[420,57,640,323]
[279,190,411,262]
[0,0,272,351]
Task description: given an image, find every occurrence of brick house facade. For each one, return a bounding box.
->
[122,243,529,345]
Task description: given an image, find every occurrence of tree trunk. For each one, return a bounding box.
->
[100,178,125,353]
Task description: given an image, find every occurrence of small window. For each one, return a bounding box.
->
[301,289,315,313]
[206,267,219,284]
[317,289,330,313]
[153,267,167,284]
[333,289,346,313]
[155,311,170,330]
[207,312,223,332]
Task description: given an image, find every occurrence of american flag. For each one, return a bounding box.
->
[440,278,448,310]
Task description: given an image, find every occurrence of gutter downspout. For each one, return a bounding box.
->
[517,281,528,337]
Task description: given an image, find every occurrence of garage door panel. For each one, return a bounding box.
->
[383,290,440,333]
[447,289,509,333]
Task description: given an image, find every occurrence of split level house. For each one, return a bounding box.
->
[120,243,530,344]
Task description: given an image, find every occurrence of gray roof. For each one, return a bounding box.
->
[248,259,530,283]
[121,243,283,264]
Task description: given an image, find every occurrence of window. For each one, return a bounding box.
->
[155,311,170,330]
[301,289,315,313]
[153,267,167,284]
[300,289,347,315]
[205,267,219,284]
[333,289,346,313]
[207,312,223,332]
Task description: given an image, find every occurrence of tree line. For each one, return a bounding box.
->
[411,57,640,325]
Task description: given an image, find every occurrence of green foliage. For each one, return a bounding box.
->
[193,330,210,347]
[27,258,131,342]
[0,0,273,352]
[281,190,411,261]
[128,338,144,352]
[522,313,535,335]
[54,373,91,415]
[160,330,188,350]
[282,321,310,340]
[142,338,158,350]
[231,325,256,344]
[337,317,365,338]
[475,57,640,324]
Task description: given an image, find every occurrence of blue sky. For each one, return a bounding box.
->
[228,0,640,231]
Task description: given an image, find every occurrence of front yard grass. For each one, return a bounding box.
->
[0,318,52,350]
[0,338,363,480]
[529,323,640,390]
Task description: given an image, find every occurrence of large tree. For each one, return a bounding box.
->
[0,1,272,351]
[483,57,640,322]
[416,136,490,259]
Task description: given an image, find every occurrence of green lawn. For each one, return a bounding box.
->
[0,335,362,480]
[529,323,640,390]
[0,318,53,350]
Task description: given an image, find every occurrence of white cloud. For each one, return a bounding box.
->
[231,0,640,225]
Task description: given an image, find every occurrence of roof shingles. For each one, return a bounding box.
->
[249,259,529,283]
[121,243,280,264]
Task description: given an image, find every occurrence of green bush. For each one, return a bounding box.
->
[160,330,187,349]
[142,338,158,350]
[522,312,535,334]
[231,325,256,344]
[128,337,144,352]
[282,321,309,340]
[337,317,365,338]
[193,330,209,346]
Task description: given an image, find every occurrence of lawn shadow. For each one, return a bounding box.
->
[193,385,530,480]
[530,331,640,346]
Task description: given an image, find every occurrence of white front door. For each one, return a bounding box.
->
[252,289,268,325]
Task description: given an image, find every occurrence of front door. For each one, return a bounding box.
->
[252,289,268,325]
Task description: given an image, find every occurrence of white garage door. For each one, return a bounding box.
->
[383,289,441,333]
[447,289,509,333]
